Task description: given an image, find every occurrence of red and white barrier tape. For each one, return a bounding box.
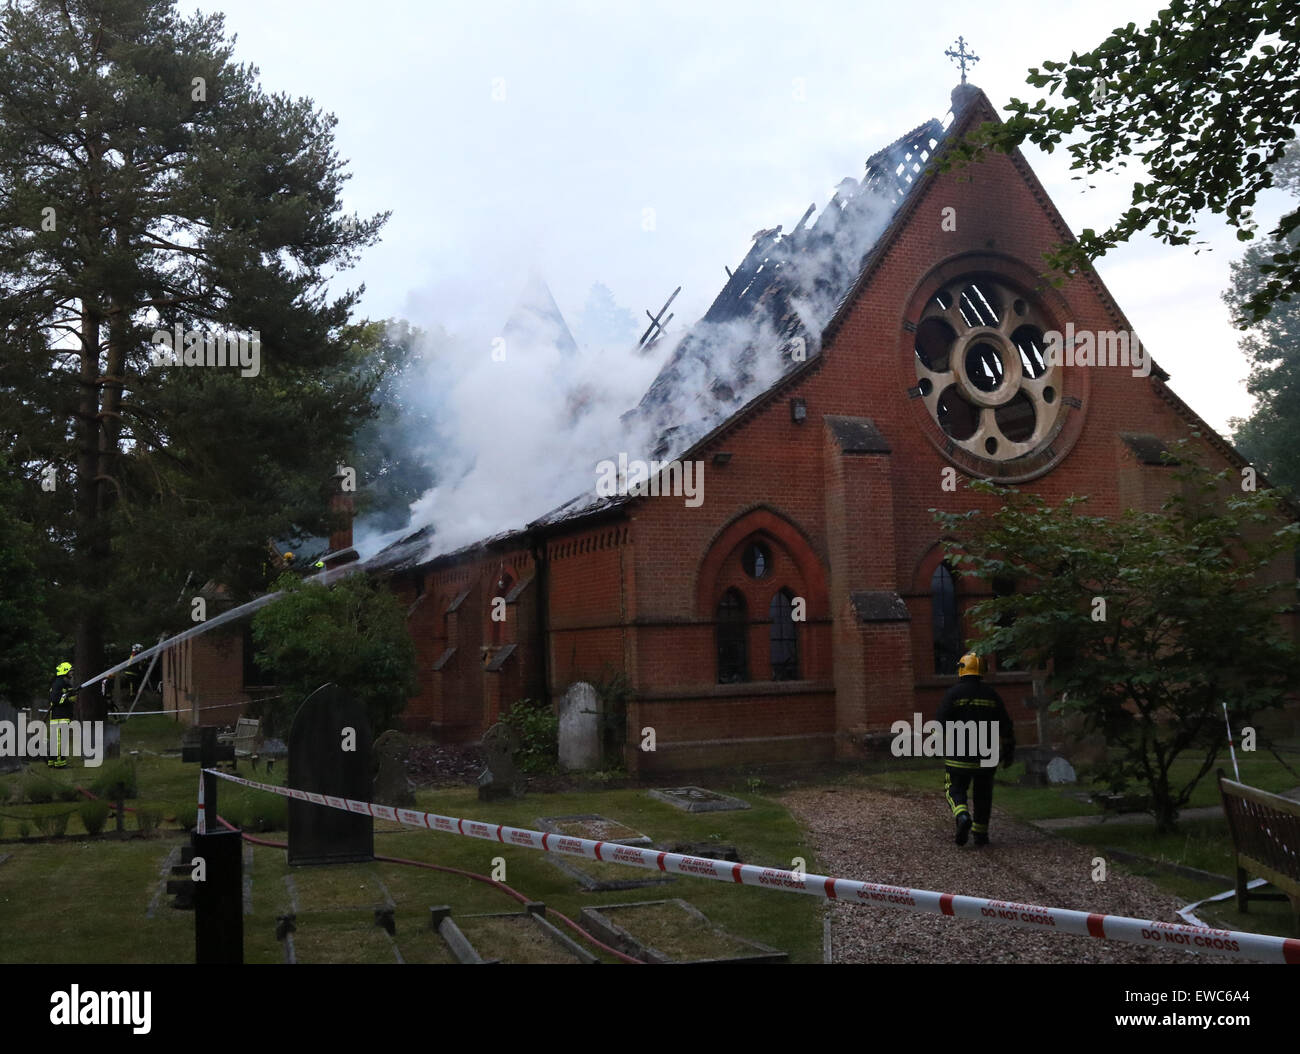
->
[202,768,1300,964]
[196,773,206,835]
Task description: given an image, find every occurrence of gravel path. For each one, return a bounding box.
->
[781,785,1205,964]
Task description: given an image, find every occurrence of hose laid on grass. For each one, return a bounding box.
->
[74,784,640,962]
[210,815,642,964]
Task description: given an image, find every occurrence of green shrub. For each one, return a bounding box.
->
[78,799,111,836]
[91,760,137,801]
[244,795,287,832]
[17,819,31,838]
[175,803,198,832]
[23,775,56,804]
[49,811,69,836]
[55,782,79,803]
[33,812,53,836]
[135,808,161,836]
[502,698,559,775]
[593,669,631,765]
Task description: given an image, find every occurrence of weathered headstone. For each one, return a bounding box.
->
[0,700,22,773]
[477,722,523,801]
[646,786,751,813]
[1046,755,1077,784]
[288,683,373,866]
[1018,745,1052,787]
[558,682,601,771]
[536,814,652,846]
[372,729,416,807]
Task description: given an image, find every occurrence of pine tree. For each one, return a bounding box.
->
[0,0,388,715]
[1226,145,1300,492]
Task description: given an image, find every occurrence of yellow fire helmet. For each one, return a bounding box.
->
[56,661,72,677]
[283,551,295,561]
[957,652,984,678]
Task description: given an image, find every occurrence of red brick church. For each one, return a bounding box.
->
[161,82,1276,772]
[362,82,1266,773]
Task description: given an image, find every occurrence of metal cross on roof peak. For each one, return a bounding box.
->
[945,36,980,84]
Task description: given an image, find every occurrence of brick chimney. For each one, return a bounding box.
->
[327,465,355,565]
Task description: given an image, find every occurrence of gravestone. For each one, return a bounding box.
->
[102,721,121,761]
[1018,745,1052,787]
[535,814,652,846]
[647,786,751,813]
[288,683,373,866]
[0,700,22,773]
[477,722,524,801]
[558,682,601,771]
[372,729,416,807]
[1046,755,1077,784]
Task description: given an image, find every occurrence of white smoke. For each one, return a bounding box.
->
[360,166,906,567]
[357,278,664,562]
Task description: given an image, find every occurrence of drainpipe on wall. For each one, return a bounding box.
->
[530,534,552,710]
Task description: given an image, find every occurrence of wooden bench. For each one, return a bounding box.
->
[1218,773,1300,930]
[217,717,262,766]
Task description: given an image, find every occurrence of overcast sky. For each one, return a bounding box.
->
[190,0,1295,437]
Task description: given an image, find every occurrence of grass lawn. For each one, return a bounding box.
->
[852,746,1299,825]
[0,715,822,964]
[851,753,1300,940]
[1056,820,1300,938]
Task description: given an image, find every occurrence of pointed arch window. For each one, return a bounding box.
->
[769,589,799,681]
[931,562,961,675]
[717,589,748,684]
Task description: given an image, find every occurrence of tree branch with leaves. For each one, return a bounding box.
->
[934,445,1299,831]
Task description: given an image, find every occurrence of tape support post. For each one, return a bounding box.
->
[203,768,1300,964]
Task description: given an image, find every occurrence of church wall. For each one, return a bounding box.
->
[378,91,1293,768]
[612,96,1287,769]
[545,524,633,696]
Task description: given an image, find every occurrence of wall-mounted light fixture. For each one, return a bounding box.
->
[790,397,807,423]
[712,451,732,465]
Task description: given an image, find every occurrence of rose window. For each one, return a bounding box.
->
[912,278,1060,461]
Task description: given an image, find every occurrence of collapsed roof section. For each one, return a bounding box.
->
[621,118,944,467]
[368,113,948,567]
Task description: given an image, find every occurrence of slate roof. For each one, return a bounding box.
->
[851,591,911,623]
[623,118,945,466]
[825,415,892,455]
[1120,433,1176,466]
[367,108,951,572]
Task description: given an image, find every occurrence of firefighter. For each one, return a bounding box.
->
[48,661,76,768]
[102,642,144,712]
[938,651,1015,846]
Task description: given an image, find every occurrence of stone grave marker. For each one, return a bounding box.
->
[287,683,373,866]
[580,899,787,964]
[1018,745,1052,787]
[372,729,416,807]
[477,722,524,801]
[647,786,751,813]
[1046,755,1077,784]
[558,681,601,771]
[0,700,22,773]
[102,721,121,761]
[535,814,652,846]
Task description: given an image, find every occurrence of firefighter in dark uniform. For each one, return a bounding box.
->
[938,652,1015,846]
[48,661,76,768]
